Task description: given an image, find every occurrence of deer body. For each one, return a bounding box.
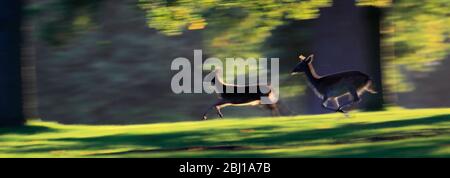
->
[202,70,279,120]
[292,55,376,113]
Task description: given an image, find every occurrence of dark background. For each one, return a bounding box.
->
[1,0,449,125]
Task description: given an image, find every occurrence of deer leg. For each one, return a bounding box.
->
[321,96,338,112]
[202,99,227,120]
[333,97,350,117]
[338,88,361,111]
[267,104,281,117]
[264,104,275,116]
[330,97,345,113]
[274,104,281,116]
[215,104,225,118]
[352,88,362,103]
[202,104,215,120]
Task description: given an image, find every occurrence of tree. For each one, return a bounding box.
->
[0,0,25,126]
[138,0,332,59]
[382,0,450,95]
[302,0,384,113]
[140,0,387,113]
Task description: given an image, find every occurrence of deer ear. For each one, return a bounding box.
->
[299,55,306,61]
[305,54,314,63]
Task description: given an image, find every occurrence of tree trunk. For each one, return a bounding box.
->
[0,0,25,126]
[363,6,384,111]
[305,0,384,114]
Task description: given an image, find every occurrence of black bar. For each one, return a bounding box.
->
[2,158,448,177]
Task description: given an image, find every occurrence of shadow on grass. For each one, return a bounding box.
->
[7,114,450,157]
[11,126,279,157]
[240,114,450,144]
[0,125,57,135]
[318,138,450,158]
[94,145,271,156]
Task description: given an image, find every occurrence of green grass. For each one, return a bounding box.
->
[1,107,450,158]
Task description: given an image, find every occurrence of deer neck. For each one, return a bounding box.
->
[304,63,321,88]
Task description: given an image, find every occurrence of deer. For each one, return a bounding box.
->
[201,68,280,120]
[291,54,377,114]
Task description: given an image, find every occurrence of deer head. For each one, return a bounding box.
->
[291,54,314,75]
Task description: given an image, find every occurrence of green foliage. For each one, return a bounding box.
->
[29,0,449,95]
[138,0,332,58]
[382,0,450,92]
[28,0,101,45]
[1,108,450,157]
[356,0,391,7]
[139,0,449,94]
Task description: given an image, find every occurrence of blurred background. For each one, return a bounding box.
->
[6,0,448,124]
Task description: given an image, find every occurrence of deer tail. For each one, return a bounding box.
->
[365,80,378,94]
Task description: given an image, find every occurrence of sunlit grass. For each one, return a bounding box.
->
[0,107,449,158]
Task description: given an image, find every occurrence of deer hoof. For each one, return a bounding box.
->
[336,109,345,113]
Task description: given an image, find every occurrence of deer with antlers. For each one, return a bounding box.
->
[291,54,377,114]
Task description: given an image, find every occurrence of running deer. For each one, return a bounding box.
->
[291,54,377,114]
[201,69,280,120]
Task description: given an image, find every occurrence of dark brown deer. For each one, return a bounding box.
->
[202,69,280,120]
[291,54,377,114]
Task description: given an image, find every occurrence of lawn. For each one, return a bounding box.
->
[1,107,450,158]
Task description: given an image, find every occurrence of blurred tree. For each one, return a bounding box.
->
[140,0,387,112]
[138,0,332,59]
[140,0,449,108]
[21,0,448,122]
[29,0,102,46]
[29,0,449,92]
[303,0,384,112]
[382,0,449,94]
[0,0,25,126]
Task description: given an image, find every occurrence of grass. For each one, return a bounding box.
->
[1,107,450,158]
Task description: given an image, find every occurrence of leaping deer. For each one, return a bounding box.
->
[201,69,280,120]
[291,54,377,114]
